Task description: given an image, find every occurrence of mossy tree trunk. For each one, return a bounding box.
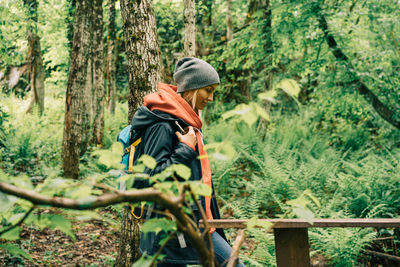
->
[24,0,45,115]
[184,0,196,57]
[120,0,161,122]
[106,0,117,115]
[62,0,92,179]
[115,0,161,264]
[92,0,105,145]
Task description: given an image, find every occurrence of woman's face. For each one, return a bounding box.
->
[194,84,218,110]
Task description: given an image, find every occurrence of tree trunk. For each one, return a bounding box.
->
[120,0,161,122]
[316,6,400,129]
[92,0,105,145]
[106,0,117,114]
[226,0,233,42]
[184,0,196,57]
[261,0,273,91]
[24,0,45,115]
[62,0,93,179]
[115,207,142,267]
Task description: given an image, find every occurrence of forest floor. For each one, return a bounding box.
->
[0,209,120,267]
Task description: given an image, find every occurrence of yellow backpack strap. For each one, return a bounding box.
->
[128,138,141,173]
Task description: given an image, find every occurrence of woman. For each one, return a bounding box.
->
[130,57,245,267]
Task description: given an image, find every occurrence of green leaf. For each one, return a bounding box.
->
[252,102,270,122]
[292,206,315,224]
[188,181,212,197]
[303,189,321,208]
[258,90,278,103]
[138,155,157,170]
[0,243,34,262]
[132,252,164,267]
[0,192,12,212]
[0,227,21,240]
[77,196,98,210]
[48,214,76,241]
[246,216,273,230]
[273,78,301,98]
[221,104,251,120]
[141,218,177,235]
[110,142,123,154]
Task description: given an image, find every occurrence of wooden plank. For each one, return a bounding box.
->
[364,249,400,263]
[274,228,310,267]
[199,218,400,229]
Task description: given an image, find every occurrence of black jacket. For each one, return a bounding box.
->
[130,106,227,264]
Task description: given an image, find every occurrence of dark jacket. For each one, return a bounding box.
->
[130,106,227,264]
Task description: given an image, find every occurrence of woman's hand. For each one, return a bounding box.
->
[176,126,197,149]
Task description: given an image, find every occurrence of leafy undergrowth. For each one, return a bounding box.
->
[0,209,120,267]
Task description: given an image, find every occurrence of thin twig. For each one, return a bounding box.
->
[187,185,214,264]
[0,206,35,236]
[226,229,245,267]
[151,230,178,266]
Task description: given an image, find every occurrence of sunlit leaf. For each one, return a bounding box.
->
[274,78,301,98]
[138,155,157,170]
[188,181,212,197]
[292,206,315,224]
[141,218,177,235]
[258,90,278,103]
[246,216,273,230]
[0,227,21,241]
[303,189,321,208]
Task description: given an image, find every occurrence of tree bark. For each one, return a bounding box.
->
[316,7,400,129]
[184,0,196,57]
[226,0,233,42]
[62,0,92,179]
[106,0,117,114]
[92,0,105,145]
[120,0,161,122]
[116,0,161,263]
[24,0,45,115]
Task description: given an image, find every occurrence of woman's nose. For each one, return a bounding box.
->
[207,92,214,102]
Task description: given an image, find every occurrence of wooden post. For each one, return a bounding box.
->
[274,228,310,267]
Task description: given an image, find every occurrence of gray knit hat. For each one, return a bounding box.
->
[173,57,220,93]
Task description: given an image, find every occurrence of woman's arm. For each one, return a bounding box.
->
[142,122,197,176]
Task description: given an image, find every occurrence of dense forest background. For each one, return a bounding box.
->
[0,0,399,266]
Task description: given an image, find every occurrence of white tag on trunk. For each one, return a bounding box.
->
[177,233,187,248]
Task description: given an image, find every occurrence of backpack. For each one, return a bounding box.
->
[117,125,142,174]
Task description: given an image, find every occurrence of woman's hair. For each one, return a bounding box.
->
[180,89,202,117]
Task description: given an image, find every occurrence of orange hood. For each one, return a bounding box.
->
[144,83,202,129]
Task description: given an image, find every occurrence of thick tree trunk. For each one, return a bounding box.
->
[24,0,45,115]
[114,207,142,267]
[106,0,117,114]
[184,0,196,57]
[226,0,233,42]
[120,0,161,122]
[92,0,105,145]
[62,0,92,179]
[316,7,400,129]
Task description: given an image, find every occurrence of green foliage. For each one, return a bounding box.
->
[310,227,376,267]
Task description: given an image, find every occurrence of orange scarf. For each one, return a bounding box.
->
[144,83,215,233]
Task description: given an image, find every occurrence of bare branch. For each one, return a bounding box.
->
[227,229,245,267]
[0,182,180,210]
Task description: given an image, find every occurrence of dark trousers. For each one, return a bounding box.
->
[157,231,245,267]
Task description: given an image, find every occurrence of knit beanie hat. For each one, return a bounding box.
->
[173,57,220,93]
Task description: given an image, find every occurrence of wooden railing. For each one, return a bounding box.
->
[200,218,400,267]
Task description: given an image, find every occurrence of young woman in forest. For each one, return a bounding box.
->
[129,57,245,266]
